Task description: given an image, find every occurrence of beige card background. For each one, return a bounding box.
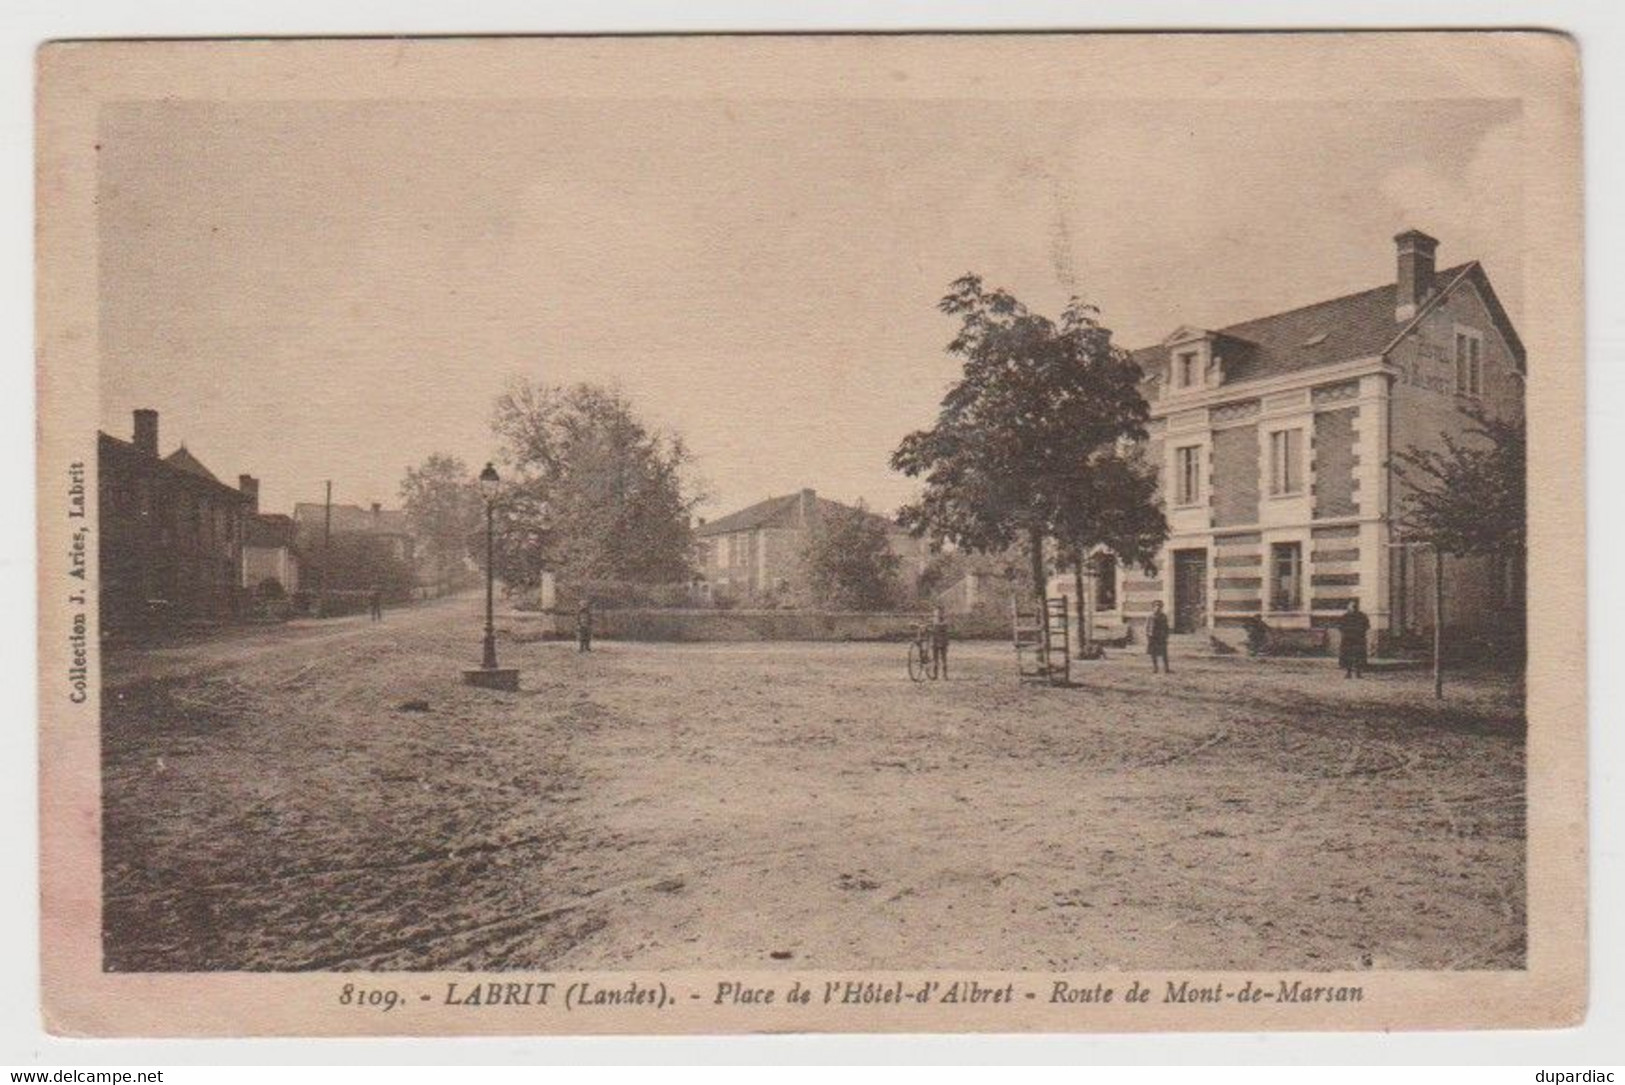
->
[35,32,1585,1036]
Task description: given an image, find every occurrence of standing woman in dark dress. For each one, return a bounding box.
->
[1338,599,1371,678]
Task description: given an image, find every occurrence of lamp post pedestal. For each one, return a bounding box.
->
[463,665,520,691]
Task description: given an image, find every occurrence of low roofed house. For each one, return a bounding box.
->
[238,475,302,596]
[292,501,416,564]
[98,409,252,635]
[1100,229,1523,649]
[695,487,930,604]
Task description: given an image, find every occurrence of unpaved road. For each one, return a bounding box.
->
[102,598,1524,972]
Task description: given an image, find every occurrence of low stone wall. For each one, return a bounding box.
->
[509,608,1010,642]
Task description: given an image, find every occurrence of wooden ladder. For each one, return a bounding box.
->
[1012,596,1072,685]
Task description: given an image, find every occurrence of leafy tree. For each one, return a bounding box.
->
[490,381,704,591]
[799,502,904,611]
[891,275,1153,606]
[1051,443,1168,651]
[399,453,483,592]
[309,535,416,598]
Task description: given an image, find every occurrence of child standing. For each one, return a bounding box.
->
[576,600,593,653]
[930,604,950,679]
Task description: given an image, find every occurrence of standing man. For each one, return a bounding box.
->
[576,599,593,653]
[1338,598,1371,678]
[1148,599,1171,674]
[369,584,383,622]
[929,604,951,680]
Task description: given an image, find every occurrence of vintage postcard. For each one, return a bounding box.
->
[36,32,1585,1036]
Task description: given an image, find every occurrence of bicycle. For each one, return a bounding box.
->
[907,624,939,682]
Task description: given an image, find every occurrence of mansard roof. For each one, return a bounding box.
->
[1132,261,1524,389]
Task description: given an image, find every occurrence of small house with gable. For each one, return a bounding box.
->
[695,488,930,604]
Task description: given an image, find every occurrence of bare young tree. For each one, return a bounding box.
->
[1394,405,1526,694]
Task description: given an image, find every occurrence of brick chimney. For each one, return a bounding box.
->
[132,409,159,457]
[1394,228,1439,322]
[371,501,382,525]
[798,488,818,529]
[239,474,259,513]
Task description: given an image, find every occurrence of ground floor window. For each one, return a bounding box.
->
[1270,541,1302,612]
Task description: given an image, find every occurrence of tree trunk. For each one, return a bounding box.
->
[1028,526,1047,606]
[1073,557,1090,658]
[1433,547,1446,700]
[1028,526,1049,672]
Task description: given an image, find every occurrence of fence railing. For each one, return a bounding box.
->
[508,606,1013,642]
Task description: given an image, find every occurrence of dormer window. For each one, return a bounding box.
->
[1176,350,1199,390]
[1162,328,1234,395]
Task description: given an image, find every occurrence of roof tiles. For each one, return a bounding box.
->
[1131,263,1482,388]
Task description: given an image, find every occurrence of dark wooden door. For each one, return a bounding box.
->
[1173,549,1208,633]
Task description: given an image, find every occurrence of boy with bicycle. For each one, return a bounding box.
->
[929,604,950,679]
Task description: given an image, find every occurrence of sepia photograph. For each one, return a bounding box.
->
[34,32,1585,1036]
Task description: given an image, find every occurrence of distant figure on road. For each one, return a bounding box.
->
[576,600,593,653]
[929,604,950,679]
[1338,599,1371,678]
[369,585,383,622]
[1148,600,1171,674]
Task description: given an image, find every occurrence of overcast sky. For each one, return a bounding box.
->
[97,97,1521,519]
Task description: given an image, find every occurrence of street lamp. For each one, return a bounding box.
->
[463,462,519,690]
[478,462,500,670]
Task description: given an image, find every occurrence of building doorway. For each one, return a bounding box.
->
[1172,548,1208,633]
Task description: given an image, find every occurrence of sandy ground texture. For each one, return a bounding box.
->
[101,593,1525,972]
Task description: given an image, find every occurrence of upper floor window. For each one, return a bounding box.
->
[1175,445,1202,506]
[1455,328,1484,397]
[1268,428,1304,496]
